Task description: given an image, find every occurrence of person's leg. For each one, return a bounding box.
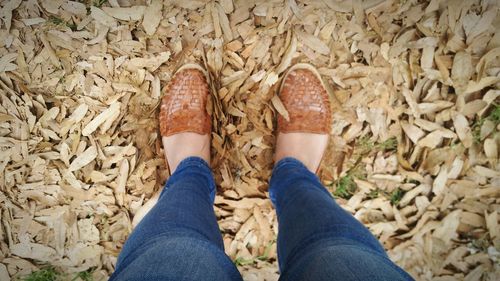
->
[110,65,241,281]
[269,158,413,281]
[272,63,413,281]
[110,157,241,281]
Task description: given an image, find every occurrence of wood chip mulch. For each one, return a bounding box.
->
[0,0,499,280]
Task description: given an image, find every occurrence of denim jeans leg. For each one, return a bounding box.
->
[269,157,414,281]
[110,157,242,281]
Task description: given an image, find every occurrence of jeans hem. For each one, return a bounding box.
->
[269,157,322,208]
[162,156,217,202]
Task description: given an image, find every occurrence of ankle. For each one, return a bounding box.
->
[274,132,328,173]
[162,133,210,173]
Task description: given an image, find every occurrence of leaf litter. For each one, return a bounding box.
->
[0,0,499,280]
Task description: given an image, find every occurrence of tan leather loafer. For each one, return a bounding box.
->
[278,63,332,134]
[159,64,211,137]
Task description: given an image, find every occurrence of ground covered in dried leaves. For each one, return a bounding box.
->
[0,0,499,280]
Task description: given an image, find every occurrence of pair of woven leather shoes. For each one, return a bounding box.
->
[159,63,331,168]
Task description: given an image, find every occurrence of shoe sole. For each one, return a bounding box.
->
[279,63,332,98]
[175,63,209,79]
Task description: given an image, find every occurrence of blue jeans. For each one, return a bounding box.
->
[110,157,413,281]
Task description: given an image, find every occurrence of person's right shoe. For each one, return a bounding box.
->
[274,63,332,173]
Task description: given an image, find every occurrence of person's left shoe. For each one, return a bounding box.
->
[159,63,212,173]
[133,63,212,227]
